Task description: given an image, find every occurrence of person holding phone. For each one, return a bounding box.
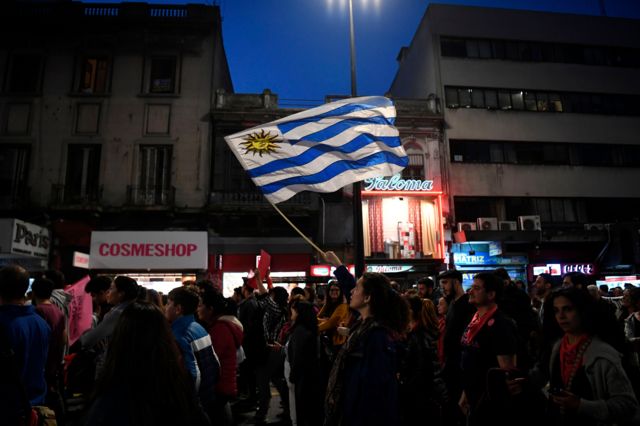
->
[547,287,639,425]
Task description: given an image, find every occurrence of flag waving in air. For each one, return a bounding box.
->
[224,96,408,204]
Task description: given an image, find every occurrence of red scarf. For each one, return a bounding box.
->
[559,334,590,388]
[461,304,498,346]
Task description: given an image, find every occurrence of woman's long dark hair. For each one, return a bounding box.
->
[321,282,344,318]
[92,301,204,425]
[550,287,598,336]
[361,272,409,335]
[291,300,318,337]
[406,294,439,338]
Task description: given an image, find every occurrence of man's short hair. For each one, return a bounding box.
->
[494,268,510,282]
[168,286,200,315]
[562,272,589,288]
[43,270,65,290]
[85,275,112,294]
[416,277,434,288]
[438,269,462,283]
[0,265,30,301]
[31,278,55,300]
[114,276,140,301]
[474,272,504,301]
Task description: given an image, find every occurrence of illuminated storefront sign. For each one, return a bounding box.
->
[366,264,413,274]
[310,264,356,277]
[364,174,434,191]
[533,263,595,276]
[453,251,527,266]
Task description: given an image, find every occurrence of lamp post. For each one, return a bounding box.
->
[346,0,365,278]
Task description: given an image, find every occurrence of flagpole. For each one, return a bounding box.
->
[270,201,325,255]
[348,0,365,279]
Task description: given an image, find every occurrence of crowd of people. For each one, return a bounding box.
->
[1,252,640,426]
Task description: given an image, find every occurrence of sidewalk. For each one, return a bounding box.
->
[233,386,290,426]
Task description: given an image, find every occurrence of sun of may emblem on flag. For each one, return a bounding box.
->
[240,129,281,156]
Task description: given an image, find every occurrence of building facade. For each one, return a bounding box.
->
[0,0,232,281]
[389,4,640,281]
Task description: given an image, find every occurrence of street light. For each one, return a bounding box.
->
[346,0,364,278]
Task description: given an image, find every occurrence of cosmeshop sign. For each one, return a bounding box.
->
[89,232,207,270]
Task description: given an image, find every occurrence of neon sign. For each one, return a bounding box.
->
[364,174,434,191]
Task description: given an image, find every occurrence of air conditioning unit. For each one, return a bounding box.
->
[499,221,518,231]
[477,217,498,230]
[518,215,541,231]
[584,223,606,231]
[457,222,477,232]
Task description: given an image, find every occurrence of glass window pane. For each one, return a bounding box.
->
[518,42,532,61]
[530,43,543,61]
[492,40,505,59]
[471,89,485,108]
[505,41,519,60]
[550,199,565,222]
[535,199,552,222]
[149,57,176,93]
[511,91,524,110]
[459,89,472,108]
[466,40,479,58]
[524,91,537,111]
[536,93,549,112]
[445,87,459,108]
[549,93,563,112]
[499,90,512,109]
[503,144,517,163]
[478,40,492,58]
[8,54,42,93]
[485,90,498,109]
[490,143,504,163]
[441,38,467,57]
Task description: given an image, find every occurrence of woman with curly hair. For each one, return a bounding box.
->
[324,272,409,426]
[85,301,209,426]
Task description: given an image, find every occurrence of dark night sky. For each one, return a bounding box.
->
[81,0,640,102]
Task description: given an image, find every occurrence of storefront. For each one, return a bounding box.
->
[218,252,312,297]
[89,231,208,293]
[362,174,445,260]
[529,262,597,282]
[0,218,50,272]
[452,242,528,289]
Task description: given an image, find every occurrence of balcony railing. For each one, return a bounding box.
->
[209,191,313,208]
[50,184,103,207]
[126,186,175,207]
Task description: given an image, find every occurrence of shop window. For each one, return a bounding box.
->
[6,54,43,93]
[440,38,466,57]
[79,57,110,94]
[65,145,101,203]
[148,56,178,94]
[0,145,30,205]
[138,145,172,204]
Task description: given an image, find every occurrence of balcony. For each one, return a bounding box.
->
[126,186,175,208]
[50,184,103,209]
[209,191,315,210]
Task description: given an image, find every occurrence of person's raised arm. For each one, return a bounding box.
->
[255,268,268,295]
[323,251,356,301]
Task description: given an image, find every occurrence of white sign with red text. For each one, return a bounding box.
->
[89,231,207,270]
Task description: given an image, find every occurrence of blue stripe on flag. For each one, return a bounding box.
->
[277,98,394,134]
[281,116,393,144]
[248,135,401,178]
[258,151,408,194]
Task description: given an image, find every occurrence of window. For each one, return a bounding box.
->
[454,197,497,222]
[510,91,524,110]
[484,90,498,109]
[0,145,29,205]
[138,145,172,204]
[445,87,459,108]
[458,89,471,108]
[491,40,505,59]
[536,93,549,112]
[524,91,537,111]
[7,54,42,93]
[440,38,466,57]
[79,57,110,94]
[402,153,425,179]
[466,40,479,58]
[498,90,512,110]
[65,145,101,203]
[549,93,563,112]
[470,89,485,108]
[449,140,490,163]
[149,56,177,93]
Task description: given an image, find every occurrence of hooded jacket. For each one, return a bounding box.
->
[550,336,640,425]
[208,315,243,397]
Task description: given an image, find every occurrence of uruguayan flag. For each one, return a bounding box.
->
[224,96,408,204]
